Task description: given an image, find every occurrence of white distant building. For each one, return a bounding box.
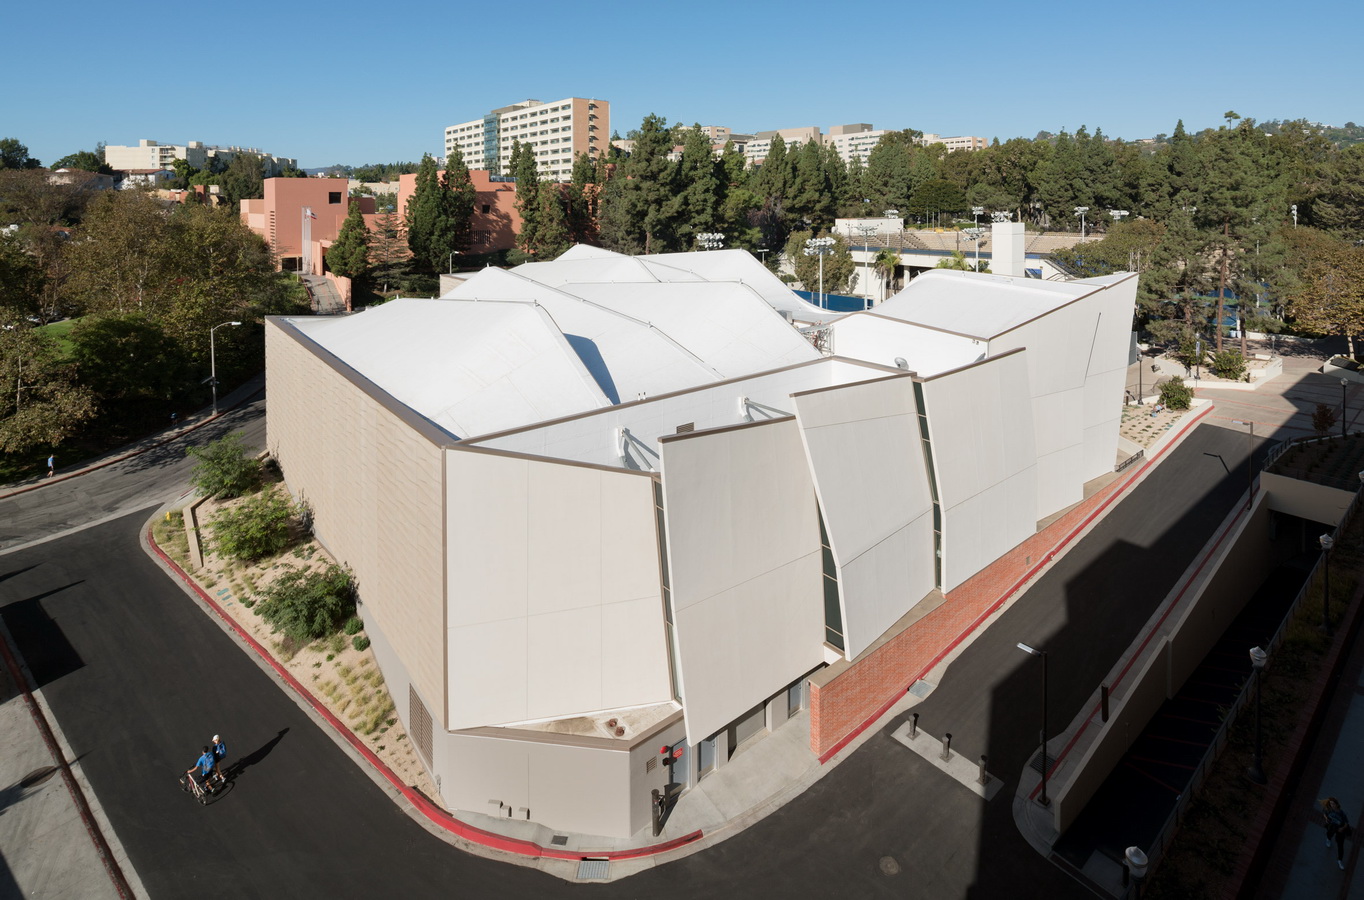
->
[443,97,608,182]
[826,123,887,164]
[265,246,1136,839]
[743,126,822,165]
[103,140,296,175]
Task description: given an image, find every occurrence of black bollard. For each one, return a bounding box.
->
[909,712,918,740]
[978,755,989,785]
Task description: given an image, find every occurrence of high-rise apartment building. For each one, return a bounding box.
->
[443,98,608,182]
[103,139,296,175]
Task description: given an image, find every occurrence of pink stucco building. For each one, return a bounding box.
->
[394,168,521,256]
[241,178,372,275]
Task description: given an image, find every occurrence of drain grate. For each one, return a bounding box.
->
[550,834,568,847]
[1029,748,1055,775]
[908,679,935,699]
[576,858,610,880]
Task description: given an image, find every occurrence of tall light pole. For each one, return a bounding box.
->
[1017,642,1050,807]
[1074,206,1089,242]
[971,206,984,271]
[1232,419,1255,507]
[697,232,724,251]
[1246,646,1268,784]
[1342,378,1350,438]
[1320,533,1335,637]
[209,321,242,416]
[804,235,835,308]
[1291,204,1298,228]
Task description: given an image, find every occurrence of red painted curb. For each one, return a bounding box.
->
[147,528,702,862]
[817,404,1214,766]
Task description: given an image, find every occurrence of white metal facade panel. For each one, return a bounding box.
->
[445,450,671,729]
[828,315,982,376]
[920,354,1038,592]
[662,419,826,745]
[794,377,936,659]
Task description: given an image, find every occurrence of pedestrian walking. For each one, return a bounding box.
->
[1322,797,1351,869]
[46,454,54,478]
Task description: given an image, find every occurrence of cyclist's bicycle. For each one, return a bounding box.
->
[180,772,210,805]
[180,767,225,804]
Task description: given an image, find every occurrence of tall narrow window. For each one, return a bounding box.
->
[912,381,944,589]
[818,508,845,651]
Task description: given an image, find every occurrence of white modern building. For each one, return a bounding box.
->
[443,98,609,182]
[742,126,822,166]
[103,139,296,175]
[265,245,1136,839]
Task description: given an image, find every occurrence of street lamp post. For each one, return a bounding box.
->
[1017,642,1050,807]
[804,236,835,308]
[1291,204,1298,228]
[209,320,242,416]
[1342,379,1350,438]
[1320,533,1335,637]
[971,206,983,271]
[1246,646,1268,784]
[697,232,724,251]
[1075,206,1089,242]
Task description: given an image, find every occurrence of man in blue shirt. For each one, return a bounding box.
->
[186,745,217,793]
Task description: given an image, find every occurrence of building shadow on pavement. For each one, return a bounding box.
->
[1,582,87,689]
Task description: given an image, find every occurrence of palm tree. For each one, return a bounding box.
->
[874,248,901,305]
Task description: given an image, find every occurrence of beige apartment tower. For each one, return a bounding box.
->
[443,97,608,182]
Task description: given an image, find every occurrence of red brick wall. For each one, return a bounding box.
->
[810,477,1126,760]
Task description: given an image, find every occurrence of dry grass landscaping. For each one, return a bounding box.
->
[152,473,440,804]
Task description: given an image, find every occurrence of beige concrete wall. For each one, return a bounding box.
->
[1262,471,1355,525]
[445,713,684,838]
[265,319,448,726]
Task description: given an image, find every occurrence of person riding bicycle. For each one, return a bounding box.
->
[186,745,218,793]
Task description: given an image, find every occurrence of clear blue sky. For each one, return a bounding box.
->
[5,0,1359,170]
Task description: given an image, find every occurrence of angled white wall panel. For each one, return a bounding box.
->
[1080,278,1139,481]
[662,419,826,745]
[793,376,936,659]
[920,353,1038,591]
[445,450,671,729]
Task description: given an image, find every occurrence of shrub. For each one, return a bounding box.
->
[1210,349,1246,381]
[1172,334,1206,372]
[353,635,371,652]
[210,489,295,561]
[1313,403,1338,436]
[187,431,262,499]
[255,563,356,643]
[343,616,363,635]
[1159,376,1194,411]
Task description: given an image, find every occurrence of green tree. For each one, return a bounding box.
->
[566,151,603,245]
[1285,237,1364,358]
[1316,144,1364,240]
[218,153,266,206]
[865,132,914,215]
[510,141,541,255]
[598,114,677,254]
[0,234,45,319]
[0,324,98,453]
[256,563,356,643]
[908,179,967,220]
[187,431,262,498]
[64,189,171,315]
[666,125,722,248]
[209,487,295,561]
[404,154,443,273]
[534,187,572,260]
[325,200,370,279]
[51,148,113,175]
[69,313,189,401]
[443,148,476,255]
[935,251,975,271]
[874,248,901,302]
[786,230,854,296]
[0,138,40,170]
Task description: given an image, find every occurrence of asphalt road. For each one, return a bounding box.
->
[0,404,1254,898]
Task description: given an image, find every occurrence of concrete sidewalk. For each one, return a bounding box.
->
[1256,607,1364,899]
[0,620,144,899]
